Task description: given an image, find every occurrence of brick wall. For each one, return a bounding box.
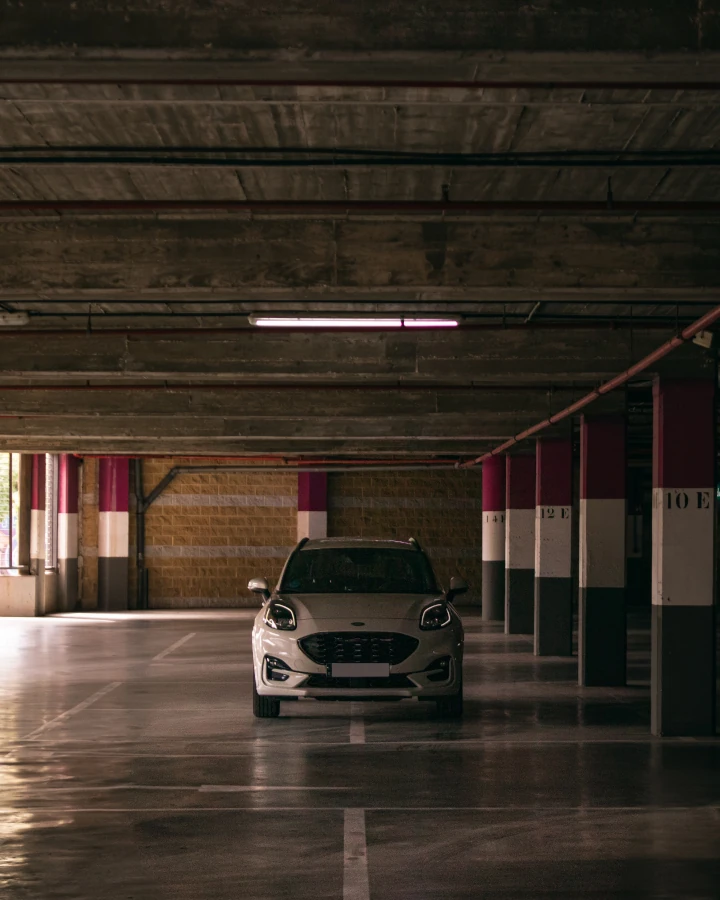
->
[327,470,483,604]
[78,457,98,608]
[78,460,482,608]
[140,460,297,608]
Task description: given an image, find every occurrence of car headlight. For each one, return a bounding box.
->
[263,602,297,631]
[419,602,452,631]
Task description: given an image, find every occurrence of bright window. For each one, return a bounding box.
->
[0,454,21,569]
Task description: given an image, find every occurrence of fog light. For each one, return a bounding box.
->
[424,656,452,682]
[265,656,292,682]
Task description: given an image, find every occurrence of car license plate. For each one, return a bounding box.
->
[331,663,390,678]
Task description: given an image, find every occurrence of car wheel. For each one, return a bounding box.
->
[435,685,463,719]
[253,675,281,718]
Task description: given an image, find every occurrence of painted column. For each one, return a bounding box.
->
[482,455,506,621]
[297,472,328,541]
[57,454,80,612]
[579,417,626,686]
[98,457,129,611]
[30,454,46,615]
[651,378,716,736]
[534,438,573,657]
[505,454,535,634]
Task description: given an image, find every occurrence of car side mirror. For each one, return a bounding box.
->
[447,576,468,604]
[248,577,271,603]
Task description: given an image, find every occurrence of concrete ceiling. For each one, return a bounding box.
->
[0,3,718,458]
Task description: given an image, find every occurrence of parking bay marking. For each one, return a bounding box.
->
[151,632,196,662]
[22,682,123,741]
[344,808,370,900]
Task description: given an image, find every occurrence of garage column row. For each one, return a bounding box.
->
[483,376,716,737]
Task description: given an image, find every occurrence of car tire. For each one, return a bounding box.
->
[435,684,463,719]
[253,675,281,718]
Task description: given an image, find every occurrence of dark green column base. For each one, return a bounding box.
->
[534,577,573,657]
[579,587,626,686]
[505,568,534,635]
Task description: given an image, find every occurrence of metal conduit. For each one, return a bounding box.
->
[459,304,720,467]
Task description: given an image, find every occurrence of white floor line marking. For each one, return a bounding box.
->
[151,632,196,662]
[344,808,370,900]
[22,682,122,741]
[349,702,365,744]
[198,785,351,792]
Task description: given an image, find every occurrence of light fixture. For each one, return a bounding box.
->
[248,315,459,329]
[0,312,30,327]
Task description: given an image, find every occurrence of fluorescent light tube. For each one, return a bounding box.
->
[249,316,459,328]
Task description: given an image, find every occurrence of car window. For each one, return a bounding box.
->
[280,548,438,594]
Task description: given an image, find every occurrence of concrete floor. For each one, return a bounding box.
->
[1,610,719,899]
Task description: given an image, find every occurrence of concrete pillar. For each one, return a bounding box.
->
[57,454,79,612]
[30,454,46,615]
[579,417,626,686]
[534,438,573,657]
[505,454,535,634]
[482,456,506,622]
[651,378,716,736]
[98,457,129,611]
[297,472,327,541]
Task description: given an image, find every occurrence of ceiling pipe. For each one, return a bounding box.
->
[0,200,719,213]
[0,78,717,90]
[458,304,720,468]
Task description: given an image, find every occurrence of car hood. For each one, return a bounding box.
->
[276,592,444,623]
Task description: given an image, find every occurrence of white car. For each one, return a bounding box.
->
[249,537,466,718]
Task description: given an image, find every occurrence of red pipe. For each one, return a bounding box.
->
[1,200,719,213]
[0,78,717,91]
[459,305,720,467]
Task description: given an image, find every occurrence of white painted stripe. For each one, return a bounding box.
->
[579,498,626,589]
[535,506,572,578]
[146,544,293,559]
[651,487,714,606]
[297,509,328,541]
[30,508,45,561]
[151,632,197,662]
[199,785,352,792]
[57,512,78,560]
[98,511,129,559]
[155,493,296,508]
[505,507,535,570]
[350,702,365,744]
[331,496,482,510]
[482,512,505,562]
[344,809,370,900]
[22,682,122,740]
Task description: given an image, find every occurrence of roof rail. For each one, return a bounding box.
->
[297,537,310,550]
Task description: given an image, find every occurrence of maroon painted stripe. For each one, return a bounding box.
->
[653,378,715,489]
[99,457,130,512]
[536,439,573,507]
[482,455,506,511]
[298,472,327,512]
[506,454,535,510]
[580,417,626,500]
[58,454,79,514]
[31,454,46,511]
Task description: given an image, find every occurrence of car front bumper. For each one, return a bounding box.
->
[252,622,463,700]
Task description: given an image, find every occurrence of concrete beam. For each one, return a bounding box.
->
[0,327,708,383]
[0,217,719,297]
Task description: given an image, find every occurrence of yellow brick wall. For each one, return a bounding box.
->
[140,459,296,608]
[327,470,482,604]
[78,459,482,608]
[78,457,98,608]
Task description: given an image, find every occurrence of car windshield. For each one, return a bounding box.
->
[280,547,438,594]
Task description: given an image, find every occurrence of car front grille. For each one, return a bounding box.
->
[304,673,414,689]
[298,632,419,666]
